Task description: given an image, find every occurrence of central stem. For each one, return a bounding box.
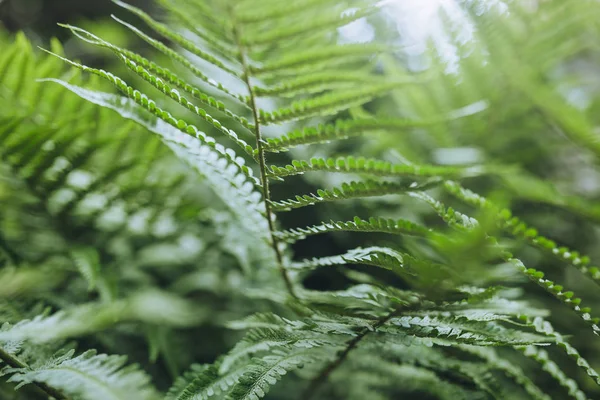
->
[303,311,397,399]
[229,8,297,298]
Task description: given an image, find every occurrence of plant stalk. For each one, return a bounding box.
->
[228,5,297,299]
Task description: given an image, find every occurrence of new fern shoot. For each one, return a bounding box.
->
[1,0,600,399]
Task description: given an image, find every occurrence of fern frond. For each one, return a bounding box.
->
[289,246,456,291]
[6,349,159,400]
[381,316,552,346]
[61,24,249,108]
[297,287,408,318]
[270,179,440,211]
[459,346,550,400]
[342,346,492,400]
[368,345,501,399]
[274,216,432,243]
[507,258,600,336]
[0,267,63,299]
[238,4,378,47]
[228,349,316,400]
[115,55,253,140]
[259,82,420,125]
[165,363,246,400]
[115,15,245,103]
[69,247,101,292]
[113,1,240,77]
[523,316,600,387]
[404,309,517,324]
[254,71,380,98]
[10,1,597,399]
[43,80,271,242]
[155,0,239,61]
[262,118,437,153]
[415,188,600,336]
[290,246,409,272]
[267,156,463,179]
[444,181,600,285]
[227,309,378,338]
[0,341,67,400]
[225,313,311,332]
[0,291,204,343]
[50,50,254,156]
[520,346,587,400]
[343,365,484,400]
[219,328,330,374]
[162,0,233,40]
[234,0,369,24]
[251,43,386,76]
[437,295,550,321]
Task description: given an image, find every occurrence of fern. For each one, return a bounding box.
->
[6,350,159,400]
[2,0,600,399]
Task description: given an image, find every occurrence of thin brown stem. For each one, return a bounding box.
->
[228,6,297,298]
[303,311,398,399]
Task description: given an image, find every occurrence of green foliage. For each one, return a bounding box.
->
[1,0,600,399]
[6,350,159,400]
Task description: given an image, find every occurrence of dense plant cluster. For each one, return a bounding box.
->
[1,0,600,399]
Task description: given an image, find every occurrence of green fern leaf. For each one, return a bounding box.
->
[114,1,239,77]
[155,0,239,61]
[381,316,553,346]
[262,118,437,153]
[274,216,432,243]
[7,349,159,400]
[239,4,378,46]
[0,267,63,298]
[234,0,370,24]
[69,247,101,292]
[259,82,420,125]
[290,246,409,271]
[521,347,587,400]
[267,156,463,179]
[270,179,440,211]
[523,316,600,387]
[61,24,250,112]
[0,291,204,343]
[219,328,329,374]
[228,349,316,400]
[43,80,271,245]
[254,72,382,98]
[444,181,600,285]
[459,346,550,400]
[166,363,246,400]
[410,185,600,336]
[251,43,387,76]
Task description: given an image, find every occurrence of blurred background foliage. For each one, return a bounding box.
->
[1,0,600,398]
[0,0,154,65]
[0,0,152,39]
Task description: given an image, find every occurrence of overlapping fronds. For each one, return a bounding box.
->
[2,0,600,399]
[0,25,243,400]
[45,80,270,243]
[169,300,555,399]
[0,290,204,343]
[165,363,245,400]
[5,350,159,400]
